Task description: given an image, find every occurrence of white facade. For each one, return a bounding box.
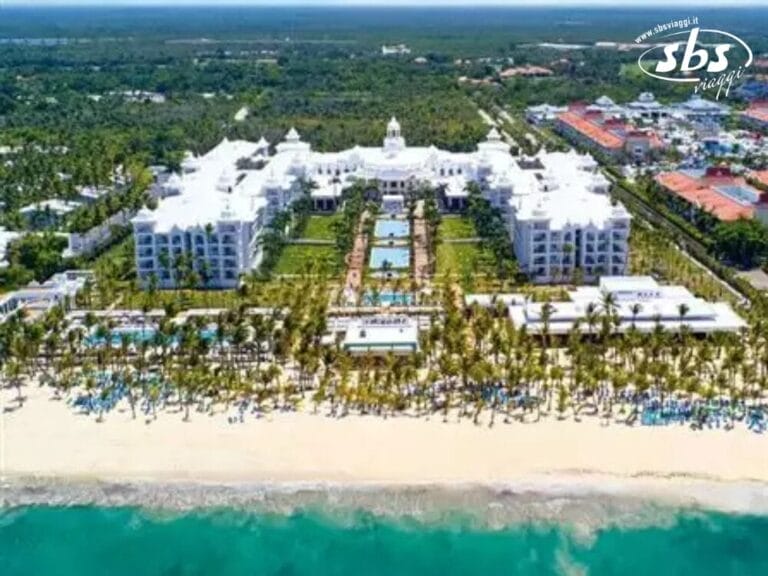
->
[508,151,629,283]
[342,316,419,355]
[503,276,745,335]
[0,270,93,323]
[132,118,629,288]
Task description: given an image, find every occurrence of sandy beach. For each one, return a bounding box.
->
[3,385,768,512]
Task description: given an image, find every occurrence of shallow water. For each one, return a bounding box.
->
[1,503,767,575]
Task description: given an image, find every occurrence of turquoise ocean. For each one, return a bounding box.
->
[2,503,768,575]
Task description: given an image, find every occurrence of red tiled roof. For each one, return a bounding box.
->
[557,111,623,150]
[499,65,553,77]
[748,170,768,188]
[742,104,768,124]
[655,172,754,222]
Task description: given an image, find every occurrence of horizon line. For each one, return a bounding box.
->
[2,1,767,8]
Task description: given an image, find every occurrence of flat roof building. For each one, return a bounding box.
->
[342,316,419,355]
[505,276,745,335]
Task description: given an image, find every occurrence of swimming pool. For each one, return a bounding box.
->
[369,247,410,269]
[716,185,759,205]
[85,327,158,347]
[85,325,223,347]
[374,219,410,238]
[362,291,413,306]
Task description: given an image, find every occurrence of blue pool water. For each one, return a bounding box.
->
[369,247,410,269]
[85,327,157,347]
[363,291,414,306]
[85,326,222,347]
[374,219,410,238]
[716,185,759,205]
[2,505,768,575]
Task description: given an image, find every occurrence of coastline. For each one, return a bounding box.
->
[3,386,768,516]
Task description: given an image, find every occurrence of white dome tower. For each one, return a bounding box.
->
[383,116,405,154]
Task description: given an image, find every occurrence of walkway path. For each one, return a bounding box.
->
[412,201,430,287]
[343,210,369,301]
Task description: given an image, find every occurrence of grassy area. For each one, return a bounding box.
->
[300,214,340,241]
[436,242,496,278]
[438,216,477,239]
[274,244,341,276]
[115,277,334,311]
[620,61,658,79]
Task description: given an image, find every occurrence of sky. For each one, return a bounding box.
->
[1,0,764,6]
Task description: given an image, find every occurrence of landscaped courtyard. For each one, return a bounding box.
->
[274,244,341,276]
[436,242,497,278]
[438,216,477,240]
[300,214,341,241]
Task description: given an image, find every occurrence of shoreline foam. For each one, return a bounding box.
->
[4,474,768,520]
[3,386,768,517]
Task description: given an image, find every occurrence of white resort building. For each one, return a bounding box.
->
[491,276,746,335]
[132,117,630,288]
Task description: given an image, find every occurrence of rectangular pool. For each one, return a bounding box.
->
[374,219,410,238]
[363,291,413,306]
[716,185,759,205]
[369,247,410,269]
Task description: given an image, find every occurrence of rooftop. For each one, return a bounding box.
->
[558,111,624,150]
[656,171,756,221]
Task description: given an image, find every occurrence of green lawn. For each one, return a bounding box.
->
[300,214,340,241]
[274,244,341,276]
[439,216,477,239]
[436,242,496,277]
[620,61,658,79]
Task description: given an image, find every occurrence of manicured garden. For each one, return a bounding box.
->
[436,242,496,278]
[273,244,341,276]
[300,214,341,241]
[438,216,476,239]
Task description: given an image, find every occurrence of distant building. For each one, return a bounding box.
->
[625,92,670,121]
[741,101,768,130]
[673,94,729,121]
[76,185,111,204]
[555,103,663,162]
[525,103,567,125]
[499,65,553,78]
[381,44,410,56]
[19,199,81,230]
[734,81,768,102]
[504,276,745,335]
[0,228,22,269]
[0,270,93,324]
[655,166,759,222]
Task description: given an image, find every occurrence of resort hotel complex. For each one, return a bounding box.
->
[132,117,629,287]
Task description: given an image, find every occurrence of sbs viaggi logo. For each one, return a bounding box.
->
[635,17,752,100]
